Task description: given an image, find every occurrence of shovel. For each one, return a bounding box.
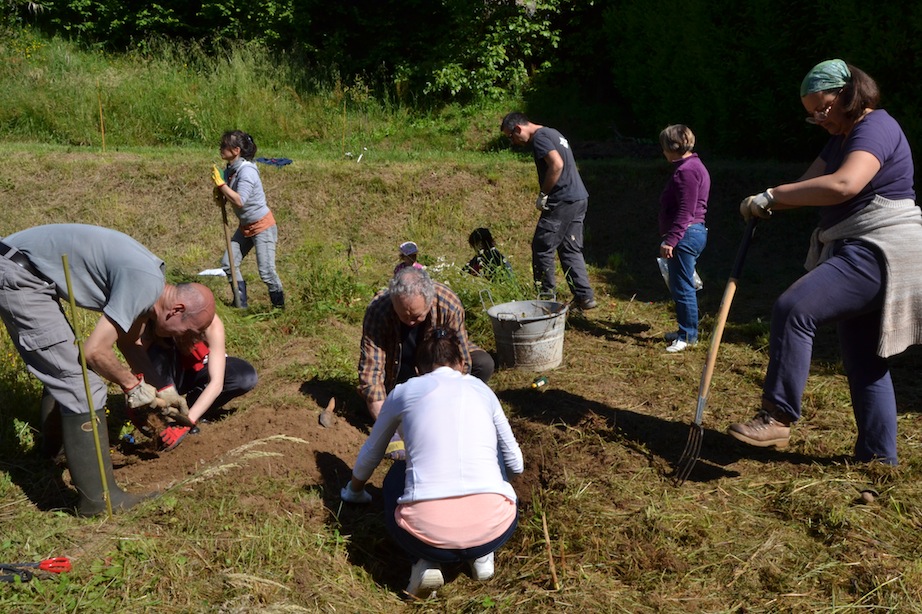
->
[216,188,243,308]
[673,217,758,485]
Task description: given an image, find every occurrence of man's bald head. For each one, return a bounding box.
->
[153,282,216,337]
[176,283,216,331]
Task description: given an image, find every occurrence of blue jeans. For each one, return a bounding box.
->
[763,240,895,464]
[532,198,594,302]
[666,223,706,342]
[222,225,283,293]
[382,461,518,564]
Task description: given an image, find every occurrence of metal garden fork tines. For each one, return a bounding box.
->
[673,218,758,485]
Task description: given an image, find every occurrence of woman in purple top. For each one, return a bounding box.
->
[658,125,710,352]
[730,60,922,465]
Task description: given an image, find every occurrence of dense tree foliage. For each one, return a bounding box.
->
[8,0,922,160]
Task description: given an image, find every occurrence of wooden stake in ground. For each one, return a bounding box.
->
[542,512,560,590]
[96,78,106,152]
[217,189,242,308]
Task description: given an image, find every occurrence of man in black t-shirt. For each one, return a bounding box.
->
[500,112,597,309]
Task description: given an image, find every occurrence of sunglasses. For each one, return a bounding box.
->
[805,89,842,125]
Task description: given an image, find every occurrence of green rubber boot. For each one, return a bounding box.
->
[61,409,155,517]
[40,388,64,462]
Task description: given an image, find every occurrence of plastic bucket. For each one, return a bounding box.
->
[485,299,568,371]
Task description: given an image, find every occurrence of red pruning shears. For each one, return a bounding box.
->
[0,557,71,582]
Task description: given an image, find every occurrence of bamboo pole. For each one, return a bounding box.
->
[61,254,113,517]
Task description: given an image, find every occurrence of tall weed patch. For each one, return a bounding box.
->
[0,35,360,148]
[0,28,519,153]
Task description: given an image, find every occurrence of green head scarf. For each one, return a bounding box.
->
[800,59,851,97]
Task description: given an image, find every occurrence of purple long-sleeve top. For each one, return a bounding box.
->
[658,153,710,247]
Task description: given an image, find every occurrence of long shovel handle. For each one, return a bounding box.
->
[217,192,242,307]
[693,217,758,424]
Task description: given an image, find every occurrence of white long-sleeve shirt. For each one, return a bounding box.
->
[352,366,523,504]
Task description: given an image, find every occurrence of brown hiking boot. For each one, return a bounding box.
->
[728,409,791,448]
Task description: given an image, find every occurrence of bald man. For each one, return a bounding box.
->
[0,224,216,516]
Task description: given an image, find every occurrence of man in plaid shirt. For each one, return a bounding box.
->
[358,267,495,420]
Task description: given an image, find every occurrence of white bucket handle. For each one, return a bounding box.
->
[479,289,495,312]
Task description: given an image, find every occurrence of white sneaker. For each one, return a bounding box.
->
[469,552,495,581]
[406,559,443,599]
[666,339,697,353]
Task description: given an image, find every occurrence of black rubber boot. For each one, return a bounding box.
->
[61,409,154,517]
[269,289,285,310]
[40,387,64,462]
[230,280,248,308]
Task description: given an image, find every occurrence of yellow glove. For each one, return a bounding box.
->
[212,164,226,188]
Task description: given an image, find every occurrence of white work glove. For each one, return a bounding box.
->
[124,375,157,409]
[340,481,371,503]
[739,189,774,221]
[157,385,192,422]
[535,192,549,211]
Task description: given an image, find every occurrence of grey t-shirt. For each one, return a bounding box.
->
[532,127,589,204]
[228,159,271,226]
[6,224,165,334]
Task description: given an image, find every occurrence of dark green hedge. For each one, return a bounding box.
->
[13,0,922,162]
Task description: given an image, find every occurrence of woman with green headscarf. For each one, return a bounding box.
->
[728,59,922,466]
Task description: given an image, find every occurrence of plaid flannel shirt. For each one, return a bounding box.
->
[358,282,475,404]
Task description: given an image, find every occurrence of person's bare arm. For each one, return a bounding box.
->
[186,316,228,424]
[795,156,828,183]
[541,149,565,194]
[771,151,881,210]
[83,314,142,390]
[366,399,384,420]
[216,182,243,209]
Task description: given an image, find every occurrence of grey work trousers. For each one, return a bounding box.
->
[531,198,594,301]
[0,258,106,415]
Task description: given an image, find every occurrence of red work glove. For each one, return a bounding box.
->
[160,425,198,452]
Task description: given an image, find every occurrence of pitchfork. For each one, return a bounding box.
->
[673,217,758,485]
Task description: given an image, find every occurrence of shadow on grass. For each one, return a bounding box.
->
[0,454,72,513]
[567,312,653,344]
[310,451,472,599]
[498,387,846,485]
[299,376,437,595]
[0,391,139,514]
[299,376,371,434]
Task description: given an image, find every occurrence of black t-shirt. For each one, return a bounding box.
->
[532,127,589,203]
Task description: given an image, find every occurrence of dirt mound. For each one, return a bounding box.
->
[112,392,369,493]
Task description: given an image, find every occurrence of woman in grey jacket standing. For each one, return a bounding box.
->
[212,130,284,309]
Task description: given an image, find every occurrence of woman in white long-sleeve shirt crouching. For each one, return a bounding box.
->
[341,327,524,600]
